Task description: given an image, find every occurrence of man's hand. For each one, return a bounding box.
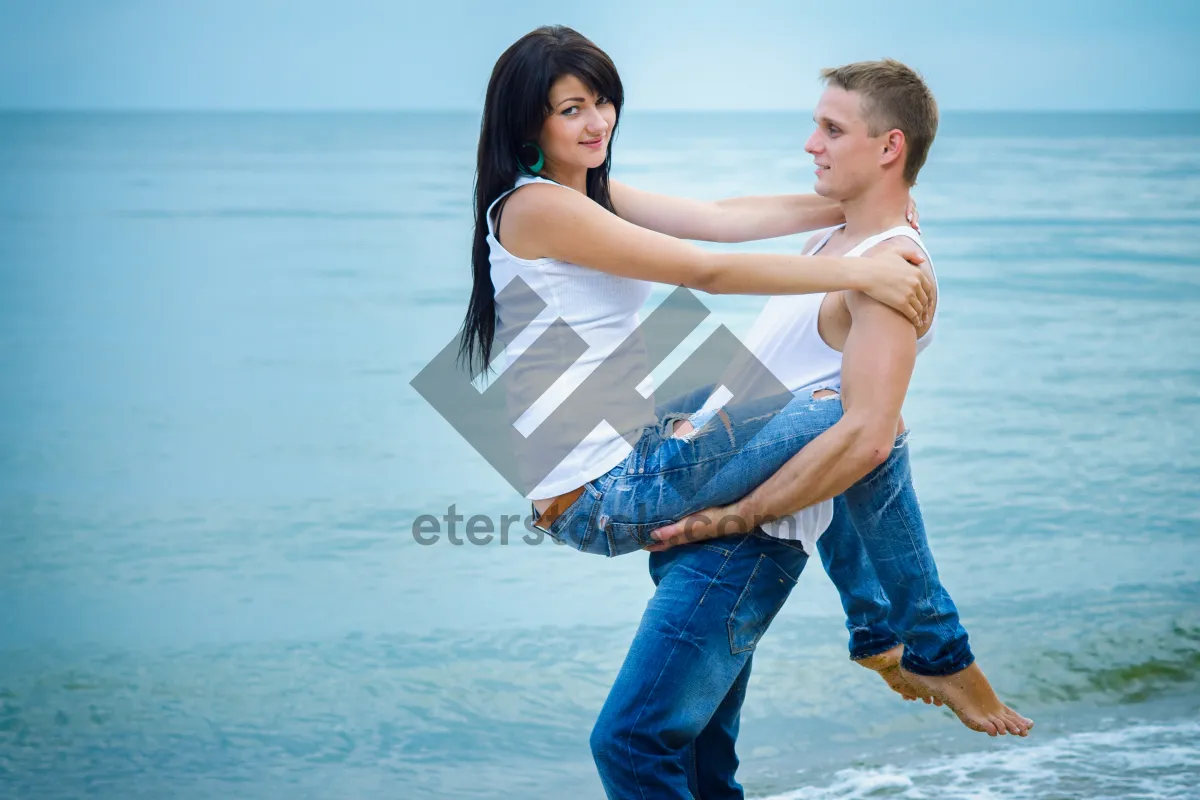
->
[644,503,754,552]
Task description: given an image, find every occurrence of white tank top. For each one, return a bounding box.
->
[695,224,939,553]
[745,224,938,398]
[488,175,655,500]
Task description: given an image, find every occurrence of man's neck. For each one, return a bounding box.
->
[838,181,912,243]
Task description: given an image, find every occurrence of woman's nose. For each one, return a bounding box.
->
[587,108,609,133]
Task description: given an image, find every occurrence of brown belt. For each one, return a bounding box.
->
[533,485,586,532]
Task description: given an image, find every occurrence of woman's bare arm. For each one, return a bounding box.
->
[501,182,931,324]
[609,180,844,243]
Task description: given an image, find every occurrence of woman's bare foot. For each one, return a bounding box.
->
[854,645,942,706]
[900,662,1033,737]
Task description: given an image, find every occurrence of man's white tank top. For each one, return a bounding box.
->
[487,175,655,500]
[696,224,939,554]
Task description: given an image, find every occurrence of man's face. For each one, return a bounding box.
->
[805,86,888,200]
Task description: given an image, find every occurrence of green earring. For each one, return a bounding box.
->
[519,142,545,174]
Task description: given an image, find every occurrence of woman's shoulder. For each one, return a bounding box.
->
[500,177,596,231]
[492,178,575,263]
[503,176,573,209]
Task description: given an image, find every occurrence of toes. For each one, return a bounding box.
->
[967,716,998,736]
[983,717,1002,736]
[1001,707,1032,736]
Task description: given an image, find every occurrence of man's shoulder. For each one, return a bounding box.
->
[802,230,825,252]
[869,229,933,262]
[802,225,843,255]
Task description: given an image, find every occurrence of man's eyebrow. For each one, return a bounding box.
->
[554,96,588,107]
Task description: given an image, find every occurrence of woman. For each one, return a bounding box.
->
[460,25,931,550]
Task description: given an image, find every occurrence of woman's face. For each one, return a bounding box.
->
[537,74,616,175]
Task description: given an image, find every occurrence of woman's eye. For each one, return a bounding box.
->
[597,95,610,105]
[562,107,578,116]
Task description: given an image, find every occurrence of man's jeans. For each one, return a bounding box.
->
[589,410,973,798]
[590,530,810,799]
[816,495,902,661]
[544,384,972,676]
[816,440,973,677]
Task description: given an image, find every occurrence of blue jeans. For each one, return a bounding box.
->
[540,384,845,555]
[590,531,810,799]
[590,434,972,798]
[816,495,902,661]
[542,384,972,676]
[815,440,973,677]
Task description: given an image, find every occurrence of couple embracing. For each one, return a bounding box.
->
[454,25,1031,799]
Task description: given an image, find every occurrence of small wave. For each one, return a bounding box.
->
[759,718,1200,800]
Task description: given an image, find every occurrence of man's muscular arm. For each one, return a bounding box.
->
[650,289,918,545]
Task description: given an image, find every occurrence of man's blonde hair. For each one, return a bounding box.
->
[820,59,938,185]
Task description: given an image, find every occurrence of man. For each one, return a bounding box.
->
[588,60,1031,799]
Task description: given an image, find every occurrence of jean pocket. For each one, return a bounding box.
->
[750,528,810,556]
[606,519,676,553]
[544,485,603,553]
[727,555,798,654]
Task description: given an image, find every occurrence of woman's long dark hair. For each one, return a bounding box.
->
[458,26,625,376]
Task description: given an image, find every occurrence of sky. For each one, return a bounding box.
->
[0,0,1197,111]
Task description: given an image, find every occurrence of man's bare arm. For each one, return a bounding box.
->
[650,292,918,543]
[738,293,916,522]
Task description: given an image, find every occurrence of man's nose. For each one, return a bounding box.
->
[804,131,822,155]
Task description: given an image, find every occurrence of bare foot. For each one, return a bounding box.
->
[900,662,1033,737]
[854,645,942,706]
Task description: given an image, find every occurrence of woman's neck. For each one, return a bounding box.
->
[539,163,588,194]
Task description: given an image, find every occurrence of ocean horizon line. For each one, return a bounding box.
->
[2,107,1199,116]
